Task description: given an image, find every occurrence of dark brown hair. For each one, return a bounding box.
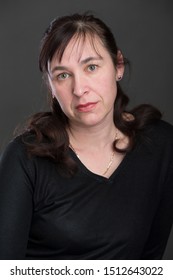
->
[22,12,161,176]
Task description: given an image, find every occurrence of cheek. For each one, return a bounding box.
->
[55,94,68,108]
[48,79,72,112]
[98,75,117,98]
[108,73,117,94]
[49,82,66,103]
[53,89,73,114]
[48,79,57,96]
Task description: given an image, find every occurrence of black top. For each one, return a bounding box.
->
[0,120,173,260]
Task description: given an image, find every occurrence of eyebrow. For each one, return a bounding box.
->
[80,56,103,64]
[51,56,103,74]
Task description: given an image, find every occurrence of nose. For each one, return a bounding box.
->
[72,73,88,97]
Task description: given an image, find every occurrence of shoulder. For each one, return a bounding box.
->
[0,133,37,177]
[144,120,173,142]
[1,135,27,160]
[0,134,37,194]
[1,133,33,160]
[137,120,173,158]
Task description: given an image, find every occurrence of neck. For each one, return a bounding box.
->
[68,120,117,152]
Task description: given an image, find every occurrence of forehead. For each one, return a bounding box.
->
[53,34,106,63]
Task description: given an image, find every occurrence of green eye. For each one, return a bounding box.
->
[88,64,97,71]
[58,73,69,80]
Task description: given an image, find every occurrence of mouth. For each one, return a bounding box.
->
[76,102,98,112]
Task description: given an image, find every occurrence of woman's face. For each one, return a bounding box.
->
[48,35,124,128]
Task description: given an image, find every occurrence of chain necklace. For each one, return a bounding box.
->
[69,131,118,176]
[102,150,115,176]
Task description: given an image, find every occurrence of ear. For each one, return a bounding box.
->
[115,50,125,81]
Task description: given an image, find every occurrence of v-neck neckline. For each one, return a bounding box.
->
[69,147,133,183]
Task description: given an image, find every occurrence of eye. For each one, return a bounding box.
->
[87,64,98,72]
[57,72,70,80]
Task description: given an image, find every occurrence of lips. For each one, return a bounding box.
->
[76,102,98,112]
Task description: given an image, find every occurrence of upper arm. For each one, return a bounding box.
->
[0,139,34,259]
[141,163,173,259]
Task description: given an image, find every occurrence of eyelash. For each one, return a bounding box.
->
[57,73,70,80]
[55,64,98,81]
[87,64,98,71]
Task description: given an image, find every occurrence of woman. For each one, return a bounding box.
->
[0,13,173,260]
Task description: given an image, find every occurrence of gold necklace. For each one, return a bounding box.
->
[102,150,115,176]
[69,131,118,176]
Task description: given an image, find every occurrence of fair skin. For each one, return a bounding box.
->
[48,34,127,177]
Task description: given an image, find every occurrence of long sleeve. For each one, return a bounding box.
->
[0,138,34,259]
[141,159,173,259]
[0,121,172,260]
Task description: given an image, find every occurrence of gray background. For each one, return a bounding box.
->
[0,0,173,259]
